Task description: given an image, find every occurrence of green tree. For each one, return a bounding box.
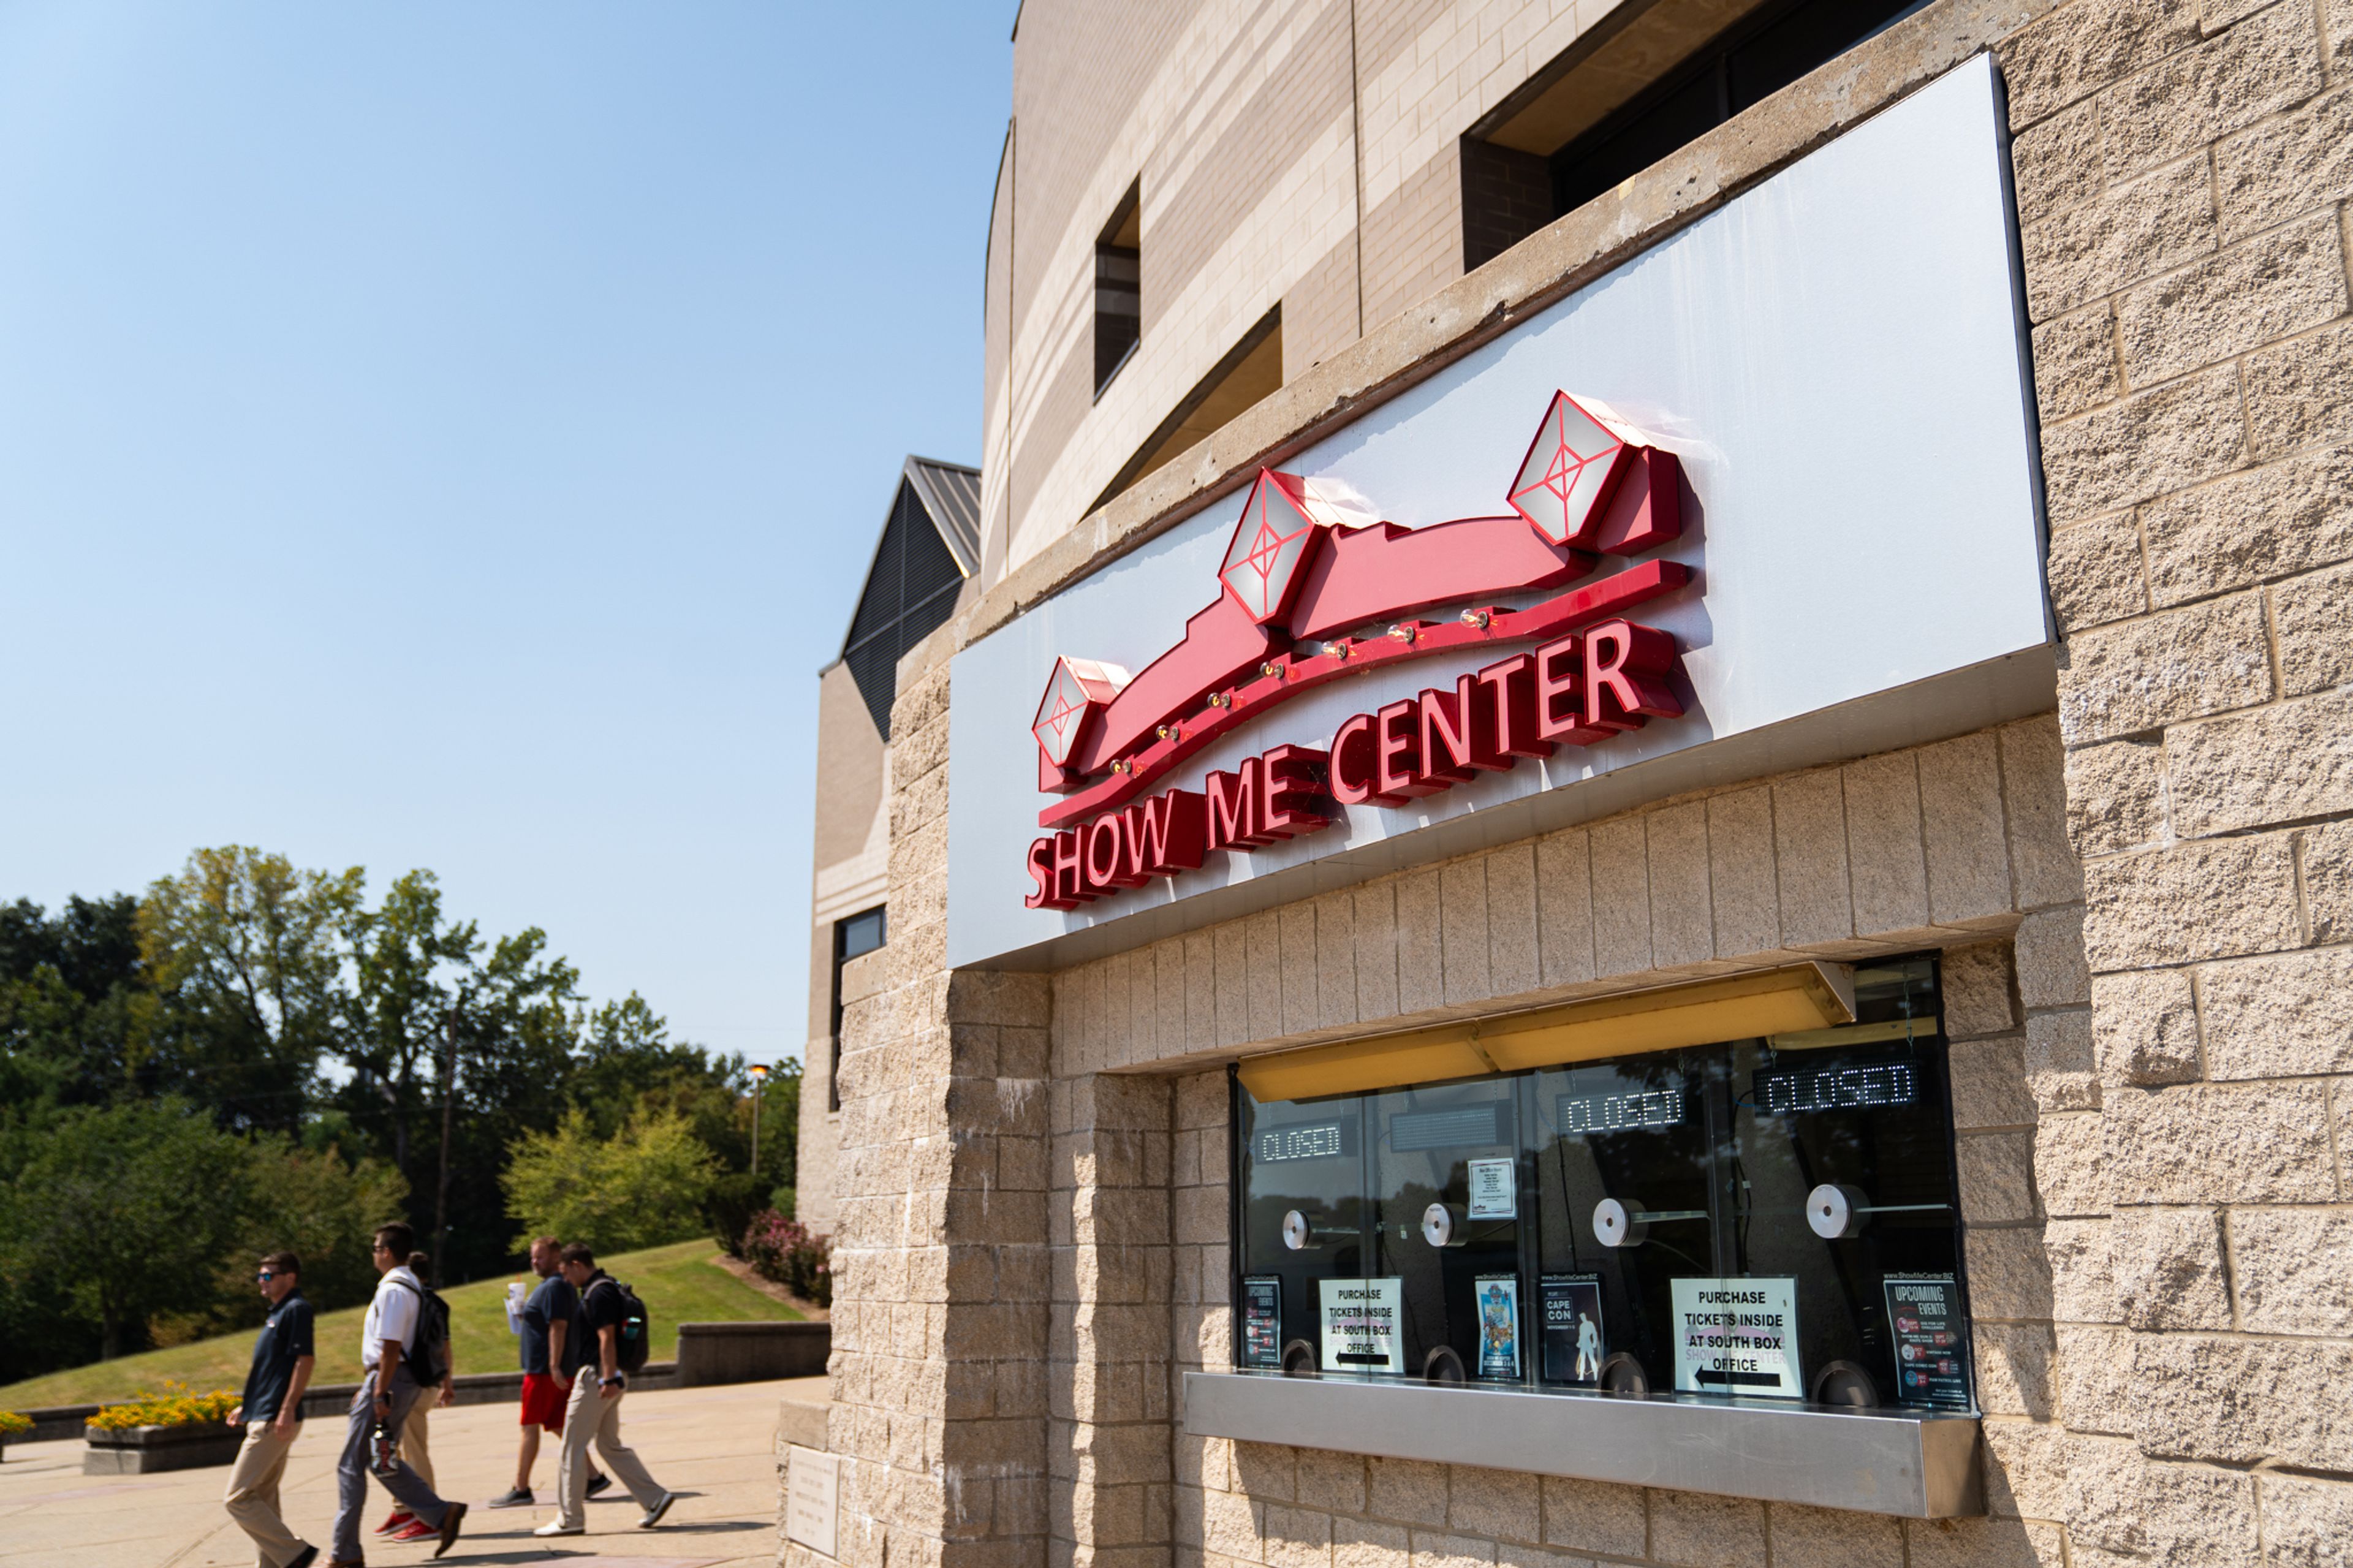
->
[224,1138,409,1318]
[500,1108,719,1254]
[0,1100,251,1360]
[138,849,362,1135]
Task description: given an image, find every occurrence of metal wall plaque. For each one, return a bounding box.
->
[786,1445,840,1558]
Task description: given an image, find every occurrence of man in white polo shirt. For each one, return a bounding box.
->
[324,1222,466,1565]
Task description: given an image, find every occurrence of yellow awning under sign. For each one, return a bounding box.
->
[1236,963,1857,1104]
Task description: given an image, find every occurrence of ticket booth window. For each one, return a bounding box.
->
[1236,956,1968,1412]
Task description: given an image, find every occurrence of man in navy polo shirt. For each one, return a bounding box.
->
[223,1250,318,1568]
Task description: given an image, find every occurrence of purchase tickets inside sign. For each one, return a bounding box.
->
[1671,1277,1802,1396]
[1319,1276,1404,1374]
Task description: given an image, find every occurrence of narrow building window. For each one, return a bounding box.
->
[1094,180,1142,396]
[827,904,887,1112]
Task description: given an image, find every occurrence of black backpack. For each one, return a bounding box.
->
[388,1276,452,1387]
[586,1274,653,1374]
[610,1278,652,1374]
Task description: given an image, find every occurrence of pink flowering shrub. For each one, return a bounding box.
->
[742,1209,832,1308]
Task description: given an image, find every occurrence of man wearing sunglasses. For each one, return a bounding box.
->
[325,1223,466,1564]
[222,1252,318,1568]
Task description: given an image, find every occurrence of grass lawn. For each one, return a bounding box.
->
[0,1238,800,1411]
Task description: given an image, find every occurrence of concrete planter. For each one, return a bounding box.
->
[83,1420,242,1475]
[675,1320,831,1386]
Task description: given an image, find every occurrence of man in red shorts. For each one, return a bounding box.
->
[483,1237,606,1510]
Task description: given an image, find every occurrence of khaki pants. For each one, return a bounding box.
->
[222,1420,308,1568]
[555,1375,664,1528]
[398,1403,433,1490]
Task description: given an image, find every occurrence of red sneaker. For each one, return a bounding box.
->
[374,1512,414,1537]
[391,1520,437,1543]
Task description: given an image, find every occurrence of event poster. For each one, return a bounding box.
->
[1319,1276,1404,1373]
[1671,1277,1802,1396]
[1465,1157,1517,1219]
[1884,1274,1972,1408]
[1241,1277,1282,1369]
[1539,1274,1607,1385]
[1476,1275,1521,1379]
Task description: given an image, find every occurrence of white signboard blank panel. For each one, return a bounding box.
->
[947,57,2048,971]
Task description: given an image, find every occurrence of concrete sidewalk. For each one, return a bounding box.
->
[0,1376,823,1568]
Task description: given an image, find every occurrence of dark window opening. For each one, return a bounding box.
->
[1460,0,1931,270]
[843,483,967,739]
[1091,303,1282,513]
[827,905,887,1112]
[1096,180,1142,396]
[1236,956,1969,1411]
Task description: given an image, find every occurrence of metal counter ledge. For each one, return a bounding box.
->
[1181,1371,1984,1518]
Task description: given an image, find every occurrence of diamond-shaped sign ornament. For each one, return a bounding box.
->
[1508,392,1643,548]
[1032,656,1128,768]
[1217,469,1346,625]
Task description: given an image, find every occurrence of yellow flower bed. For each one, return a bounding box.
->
[86,1381,239,1432]
[0,1410,31,1439]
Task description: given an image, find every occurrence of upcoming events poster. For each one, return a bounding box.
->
[1476,1276,1520,1379]
[1671,1277,1802,1396]
[1539,1274,1606,1385]
[1241,1277,1282,1369]
[1319,1277,1404,1373]
[1884,1274,1972,1408]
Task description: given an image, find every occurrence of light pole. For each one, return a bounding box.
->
[748,1062,770,1184]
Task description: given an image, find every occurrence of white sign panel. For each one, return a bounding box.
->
[1672,1277,1802,1398]
[947,55,2048,970]
[1319,1276,1404,1374]
[786,1445,840,1558]
[1466,1157,1517,1220]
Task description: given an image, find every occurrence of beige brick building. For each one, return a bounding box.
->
[786,0,2353,1565]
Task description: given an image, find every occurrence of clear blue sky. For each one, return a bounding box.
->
[0,3,1014,1064]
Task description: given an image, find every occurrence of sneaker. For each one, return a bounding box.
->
[638,1491,677,1529]
[531,1520,585,1537]
[586,1471,612,1497]
[484,1487,534,1509]
[373,1512,412,1538]
[431,1501,468,1561]
[390,1521,436,1543]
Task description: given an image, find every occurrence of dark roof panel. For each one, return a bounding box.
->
[903,456,982,575]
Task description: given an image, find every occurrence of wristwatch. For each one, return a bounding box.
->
[601,1374,625,1388]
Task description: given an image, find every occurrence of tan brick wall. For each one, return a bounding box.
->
[983,0,1613,588]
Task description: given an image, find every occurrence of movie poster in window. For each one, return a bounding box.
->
[1475,1275,1520,1380]
[1539,1274,1607,1385]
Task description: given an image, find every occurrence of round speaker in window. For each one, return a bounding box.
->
[1598,1352,1649,1397]
[1420,1203,1455,1248]
[1281,1209,1314,1251]
[1812,1360,1881,1408]
[1423,1346,1467,1385]
[1593,1197,1648,1248]
[1806,1184,1872,1240]
[1281,1339,1319,1377]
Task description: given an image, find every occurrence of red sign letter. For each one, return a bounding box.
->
[1260,746,1331,838]
[1206,761,1270,850]
[1124,789,1207,876]
[1583,619,1682,732]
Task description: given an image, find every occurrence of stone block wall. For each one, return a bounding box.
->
[2010,0,2353,1551]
